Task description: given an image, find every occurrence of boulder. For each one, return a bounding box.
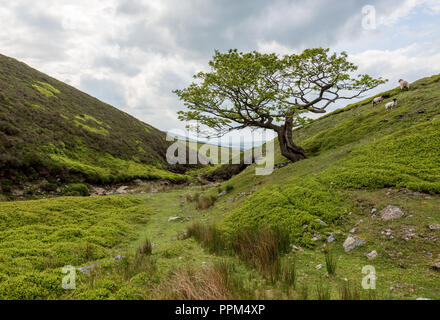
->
[380,205,405,221]
[343,235,366,252]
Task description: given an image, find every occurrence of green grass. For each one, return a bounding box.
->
[1,68,440,300]
[0,53,188,192]
[0,196,151,299]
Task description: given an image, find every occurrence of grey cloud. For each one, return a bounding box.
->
[93,56,142,77]
[112,0,392,57]
[79,75,126,109]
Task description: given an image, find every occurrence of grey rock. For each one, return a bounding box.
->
[116,186,129,194]
[343,235,366,252]
[380,205,405,221]
[274,162,290,169]
[168,216,181,222]
[109,255,125,261]
[290,245,303,252]
[312,234,322,241]
[316,264,323,270]
[429,224,440,231]
[430,261,440,272]
[354,219,364,227]
[78,264,97,274]
[314,219,328,226]
[402,228,417,241]
[349,227,358,234]
[218,191,227,198]
[327,233,336,243]
[366,250,378,260]
[371,208,377,215]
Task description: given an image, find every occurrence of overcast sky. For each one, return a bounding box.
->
[1,0,440,143]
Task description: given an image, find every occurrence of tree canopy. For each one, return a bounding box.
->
[174,48,387,162]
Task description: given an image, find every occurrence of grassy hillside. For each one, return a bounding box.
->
[0,73,439,300]
[0,54,189,195]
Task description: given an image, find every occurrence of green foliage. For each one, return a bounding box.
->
[0,196,150,299]
[175,48,385,135]
[321,120,440,194]
[65,183,90,196]
[32,81,60,98]
[0,53,186,190]
[324,250,338,276]
[221,177,347,247]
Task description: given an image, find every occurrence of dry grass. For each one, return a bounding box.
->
[186,192,217,210]
[157,263,233,300]
[232,227,289,282]
[339,281,360,300]
[137,238,153,256]
[187,223,225,253]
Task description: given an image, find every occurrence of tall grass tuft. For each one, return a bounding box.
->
[339,281,360,300]
[158,263,234,300]
[187,223,225,254]
[231,227,290,282]
[137,238,153,256]
[315,280,331,300]
[325,250,338,276]
[281,258,297,296]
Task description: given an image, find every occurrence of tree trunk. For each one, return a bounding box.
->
[277,119,307,163]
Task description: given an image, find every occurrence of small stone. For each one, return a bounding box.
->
[312,234,322,241]
[343,235,366,252]
[168,216,181,222]
[316,264,323,270]
[430,261,440,272]
[371,208,377,215]
[109,255,125,261]
[327,233,336,243]
[315,219,328,226]
[116,186,129,194]
[302,224,309,229]
[380,205,405,221]
[218,191,227,198]
[354,219,364,227]
[349,227,358,234]
[402,228,417,241]
[290,245,303,252]
[366,250,378,260]
[429,224,440,231]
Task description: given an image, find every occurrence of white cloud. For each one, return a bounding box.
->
[0,0,439,137]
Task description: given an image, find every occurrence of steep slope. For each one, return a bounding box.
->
[0,54,189,194]
[220,73,440,242]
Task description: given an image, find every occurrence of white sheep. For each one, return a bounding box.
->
[385,98,397,111]
[372,96,384,106]
[399,79,409,91]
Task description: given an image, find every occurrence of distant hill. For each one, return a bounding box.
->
[0,54,190,194]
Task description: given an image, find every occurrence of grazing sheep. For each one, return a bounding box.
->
[372,96,385,106]
[399,79,409,91]
[385,98,397,111]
